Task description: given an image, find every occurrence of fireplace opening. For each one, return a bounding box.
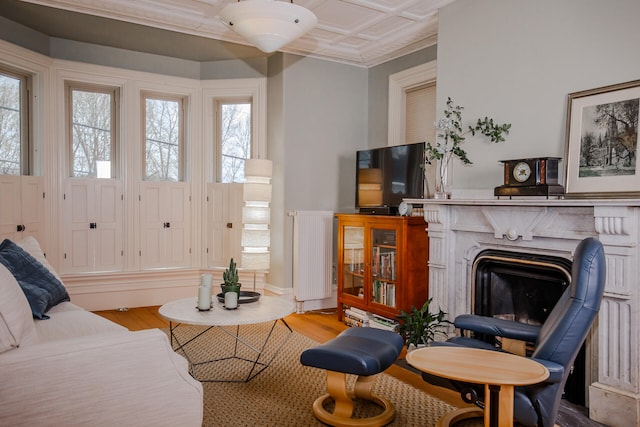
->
[472,249,586,405]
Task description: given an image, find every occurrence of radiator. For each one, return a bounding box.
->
[292,210,333,302]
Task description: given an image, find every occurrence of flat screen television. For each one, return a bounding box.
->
[355,142,425,214]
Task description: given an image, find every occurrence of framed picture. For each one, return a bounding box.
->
[564,79,640,198]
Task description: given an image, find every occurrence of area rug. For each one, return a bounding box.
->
[164,322,458,426]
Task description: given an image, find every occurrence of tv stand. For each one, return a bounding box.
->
[358,206,396,215]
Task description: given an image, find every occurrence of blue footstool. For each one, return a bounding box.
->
[300,327,404,427]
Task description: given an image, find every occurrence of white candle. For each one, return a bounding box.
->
[225,292,238,309]
[201,273,213,288]
[197,285,211,310]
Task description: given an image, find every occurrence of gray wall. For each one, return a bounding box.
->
[0,16,49,56]
[268,53,368,289]
[437,0,640,191]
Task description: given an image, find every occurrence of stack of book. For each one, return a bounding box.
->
[368,314,399,332]
[343,307,371,327]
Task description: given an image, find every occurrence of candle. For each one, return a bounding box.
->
[201,273,213,288]
[197,285,211,311]
[224,291,238,309]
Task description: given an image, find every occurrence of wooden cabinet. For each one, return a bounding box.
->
[336,214,429,321]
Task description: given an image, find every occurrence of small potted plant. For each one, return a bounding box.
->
[396,298,451,350]
[221,258,241,295]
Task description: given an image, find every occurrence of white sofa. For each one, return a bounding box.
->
[0,237,203,426]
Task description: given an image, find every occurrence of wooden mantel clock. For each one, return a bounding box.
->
[494,157,565,198]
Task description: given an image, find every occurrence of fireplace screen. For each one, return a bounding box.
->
[473,251,571,326]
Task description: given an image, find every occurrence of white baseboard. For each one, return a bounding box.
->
[63,269,267,311]
[294,289,338,314]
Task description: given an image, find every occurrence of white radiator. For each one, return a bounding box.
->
[292,210,334,302]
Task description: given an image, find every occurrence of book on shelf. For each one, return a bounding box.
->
[372,250,396,280]
[344,316,366,328]
[372,280,396,307]
[345,307,371,319]
[343,307,371,327]
[368,319,399,332]
[345,309,370,323]
[369,313,399,332]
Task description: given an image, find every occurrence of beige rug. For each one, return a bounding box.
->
[165,322,459,426]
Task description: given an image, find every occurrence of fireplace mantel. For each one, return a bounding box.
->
[408,197,640,427]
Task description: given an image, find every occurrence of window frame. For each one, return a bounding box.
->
[142,91,186,182]
[216,97,253,183]
[387,61,437,147]
[0,65,32,176]
[65,81,120,179]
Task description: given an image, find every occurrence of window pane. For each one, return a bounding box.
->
[0,74,22,175]
[71,89,113,178]
[220,102,251,183]
[145,97,181,181]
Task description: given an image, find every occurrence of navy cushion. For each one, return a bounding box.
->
[0,239,69,319]
[301,327,403,376]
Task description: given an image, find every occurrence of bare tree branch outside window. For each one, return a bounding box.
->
[0,74,21,175]
[71,89,112,178]
[221,102,251,183]
[145,97,181,181]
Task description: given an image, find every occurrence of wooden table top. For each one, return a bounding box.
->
[406,346,549,386]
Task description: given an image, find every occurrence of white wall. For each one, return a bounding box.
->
[437,0,640,192]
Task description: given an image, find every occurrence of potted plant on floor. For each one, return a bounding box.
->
[397,298,451,350]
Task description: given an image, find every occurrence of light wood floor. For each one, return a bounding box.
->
[94,305,467,409]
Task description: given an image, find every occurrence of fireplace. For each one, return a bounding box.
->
[472,249,585,404]
[473,250,571,325]
[414,198,640,426]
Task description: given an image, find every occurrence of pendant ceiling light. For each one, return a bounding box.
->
[220,0,317,53]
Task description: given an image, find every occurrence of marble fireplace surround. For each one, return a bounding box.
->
[407,197,640,427]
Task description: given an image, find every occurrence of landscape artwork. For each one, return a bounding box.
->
[579,98,638,178]
[565,80,640,197]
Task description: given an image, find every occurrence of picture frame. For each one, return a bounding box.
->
[564,79,640,198]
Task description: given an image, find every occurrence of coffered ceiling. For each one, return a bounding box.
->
[4,0,454,67]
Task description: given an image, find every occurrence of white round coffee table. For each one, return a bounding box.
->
[160,295,295,382]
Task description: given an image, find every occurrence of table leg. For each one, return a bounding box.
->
[484,384,514,427]
[173,319,293,382]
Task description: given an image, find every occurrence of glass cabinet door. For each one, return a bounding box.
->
[370,227,397,308]
[341,225,365,299]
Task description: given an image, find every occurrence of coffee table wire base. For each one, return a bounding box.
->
[168,318,293,383]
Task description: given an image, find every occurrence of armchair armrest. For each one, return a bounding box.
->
[531,358,564,383]
[455,314,541,343]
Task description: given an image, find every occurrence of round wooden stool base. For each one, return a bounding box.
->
[312,393,396,427]
[437,407,484,427]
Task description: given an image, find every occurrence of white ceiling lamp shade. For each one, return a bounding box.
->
[241,159,273,271]
[219,0,318,53]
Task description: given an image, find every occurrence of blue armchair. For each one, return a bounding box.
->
[422,237,606,427]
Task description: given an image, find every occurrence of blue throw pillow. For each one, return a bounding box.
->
[0,239,70,319]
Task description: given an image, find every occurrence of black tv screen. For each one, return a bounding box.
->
[356,142,425,212]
